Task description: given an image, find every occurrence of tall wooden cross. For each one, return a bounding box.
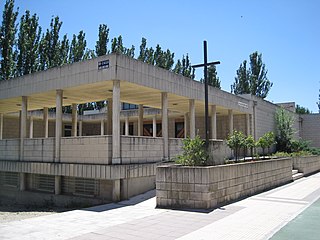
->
[192,41,220,151]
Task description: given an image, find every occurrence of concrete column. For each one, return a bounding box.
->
[100,119,104,135]
[125,117,129,136]
[246,114,251,136]
[253,102,257,140]
[0,113,4,140]
[112,80,121,164]
[79,120,83,136]
[210,105,217,139]
[112,179,121,202]
[153,115,157,138]
[55,90,63,162]
[138,104,144,136]
[43,107,49,138]
[184,113,189,138]
[55,176,61,195]
[72,103,77,137]
[19,173,26,191]
[162,92,169,160]
[107,98,113,135]
[20,96,28,161]
[189,99,195,139]
[29,116,33,139]
[228,109,234,135]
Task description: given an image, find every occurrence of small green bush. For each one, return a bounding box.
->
[175,135,208,166]
[227,130,245,161]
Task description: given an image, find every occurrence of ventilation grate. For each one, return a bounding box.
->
[0,172,19,187]
[62,177,99,197]
[29,174,55,193]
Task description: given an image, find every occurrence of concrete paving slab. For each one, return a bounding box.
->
[1,173,320,240]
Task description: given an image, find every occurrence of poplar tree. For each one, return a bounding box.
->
[69,30,86,63]
[111,35,135,58]
[201,65,221,89]
[95,24,109,56]
[16,10,41,76]
[0,0,18,81]
[174,54,195,79]
[231,60,250,95]
[231,52,272,98]
[38,16,63,70]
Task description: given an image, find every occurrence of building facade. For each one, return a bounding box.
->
[0,53,318,206]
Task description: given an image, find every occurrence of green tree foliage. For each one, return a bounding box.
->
[200,65,221,89]
[38,16,63,70]
[275,108,295,152]
[295,104,311,114]
[0,0,18,80]
[111,35,135,58]
[16,10,41,76]
[69,30,86,63]
[175,135,208,166]
[95,24,109,56]
[58,34,69,65]
[227,130,245,161]
[137,38,174,70]
[173,54,195,79]
[231,60,250,95]
[245,135,255,158]
[257,131,275,157]
[231,52,272,98]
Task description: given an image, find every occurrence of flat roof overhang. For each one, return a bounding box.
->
[0,54,253,116]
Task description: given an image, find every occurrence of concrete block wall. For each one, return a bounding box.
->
[23,138,55,162]
[120,136,163,164]
[0,139,19,160]
[293,155,320,176]
[255,100,277,140]
[61,136,111,164]
[156,158,292,209]
[301,114,320,148]
[168,138,184,159]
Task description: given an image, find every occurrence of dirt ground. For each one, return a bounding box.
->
[0,203,71,223]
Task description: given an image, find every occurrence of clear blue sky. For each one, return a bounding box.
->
[4,0,320,112]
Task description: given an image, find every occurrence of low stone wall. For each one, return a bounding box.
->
[61,136,111,164]
[0,139,19,161]
[208,140,232,165]
[293,155,320,176]
[156,158,292,209]
[24,138,55,162]
[121,136,164,164]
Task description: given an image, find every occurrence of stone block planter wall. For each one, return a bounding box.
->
[293,155,320,176]
[156,158,292,209]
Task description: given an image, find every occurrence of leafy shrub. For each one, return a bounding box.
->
[275,108,295,152]
[175,135,208,166]
[257,131,275,157]
[273,151,313,157]
[245,135,255,159]
[227,130,245,161]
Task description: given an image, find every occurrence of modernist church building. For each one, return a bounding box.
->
[0,53,319,206]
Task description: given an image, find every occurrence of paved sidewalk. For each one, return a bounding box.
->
[1,172,320,240]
